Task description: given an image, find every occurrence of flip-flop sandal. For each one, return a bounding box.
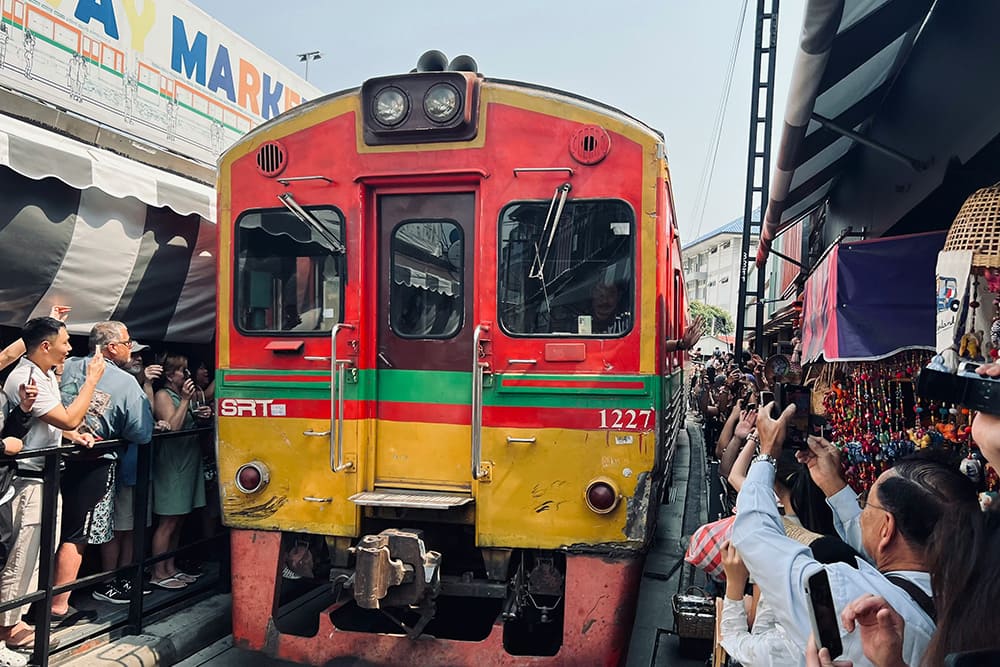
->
[173,572,198,584]
[149,576,187,590]
[50,606,96,627]
[5,627,33,651]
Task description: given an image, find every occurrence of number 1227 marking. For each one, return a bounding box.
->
[598,409,654,430]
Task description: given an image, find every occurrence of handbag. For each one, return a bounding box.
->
[684,514,736,579]
[672,586,716,640]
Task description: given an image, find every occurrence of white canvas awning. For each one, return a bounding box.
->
[0,113,215,222]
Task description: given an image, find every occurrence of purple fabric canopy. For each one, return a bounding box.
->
[802,231,945,362]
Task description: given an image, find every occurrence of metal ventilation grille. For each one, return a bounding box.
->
[255,141,287,177]
[569,125,612,165]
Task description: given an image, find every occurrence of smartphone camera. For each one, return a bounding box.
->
[917,361,1000,415]
[777,383,811,450]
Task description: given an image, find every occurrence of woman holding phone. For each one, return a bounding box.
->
[149,354,207,589]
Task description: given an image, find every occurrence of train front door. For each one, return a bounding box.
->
[373,192,476,494]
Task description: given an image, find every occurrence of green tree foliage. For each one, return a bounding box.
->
[689,300,734,335]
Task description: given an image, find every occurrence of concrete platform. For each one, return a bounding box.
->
[625,418,712,667]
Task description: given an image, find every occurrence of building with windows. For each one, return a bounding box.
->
[682,213,758,319]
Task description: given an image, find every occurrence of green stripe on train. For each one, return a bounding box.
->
[218,368,664,409]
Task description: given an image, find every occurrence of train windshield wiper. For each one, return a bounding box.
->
[277,192,346,254]
[528,182,572,280]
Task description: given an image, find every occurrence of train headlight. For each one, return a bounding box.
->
[423,83,460,123]
[585,478,620,514]
[373,87,409,126]
[236,461,270,494]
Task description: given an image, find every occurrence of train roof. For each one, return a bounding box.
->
[221,76,663,166]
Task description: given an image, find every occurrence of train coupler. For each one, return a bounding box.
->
[350,528,442,611]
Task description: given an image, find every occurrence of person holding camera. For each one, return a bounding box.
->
[731,401,978,666]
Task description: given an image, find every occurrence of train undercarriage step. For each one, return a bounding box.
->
[348,490,474,509]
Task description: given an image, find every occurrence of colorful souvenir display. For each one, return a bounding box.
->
[817,351,997,492]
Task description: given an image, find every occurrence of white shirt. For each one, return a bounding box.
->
[720,596,800,667]
[2,357,63,472]
[732,460,936,667]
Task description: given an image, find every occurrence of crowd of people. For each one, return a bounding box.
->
[0,310,218,667]
[687,348,1000,667]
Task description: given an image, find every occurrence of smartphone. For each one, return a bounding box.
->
[777,383,811,449]
[805,569,843,659]
[760,390,775,405]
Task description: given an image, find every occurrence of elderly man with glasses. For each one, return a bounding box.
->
[53,321,153,617]
[731,402,979,667]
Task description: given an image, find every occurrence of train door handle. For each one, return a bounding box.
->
[330,323,356,473]
[471,324,491,480]
[303,430,331,437]
[378,352,393,368]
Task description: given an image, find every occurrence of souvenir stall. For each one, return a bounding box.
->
[799,231,965,492]
[931,183,1000,500]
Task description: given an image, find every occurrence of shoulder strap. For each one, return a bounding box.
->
[885,574,937,623]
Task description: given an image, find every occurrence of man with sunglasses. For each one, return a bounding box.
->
[731,402,979,667]
[55,322,152,615]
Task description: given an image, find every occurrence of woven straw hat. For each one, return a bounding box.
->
[944,183,1000,268]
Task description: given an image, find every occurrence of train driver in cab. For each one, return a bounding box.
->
[585,280,631,335]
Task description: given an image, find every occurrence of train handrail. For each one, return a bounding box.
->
[330,323,355,472]
[471,324,489,479]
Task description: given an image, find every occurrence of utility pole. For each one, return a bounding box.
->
[297,51,322,82]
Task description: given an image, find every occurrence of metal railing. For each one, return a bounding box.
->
[0,426,226,666]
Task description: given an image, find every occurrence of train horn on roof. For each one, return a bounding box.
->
[416,50,448,72]
[448,55,478,72]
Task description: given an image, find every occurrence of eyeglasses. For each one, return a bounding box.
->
[857,489,889,513]
[112,339,134,348]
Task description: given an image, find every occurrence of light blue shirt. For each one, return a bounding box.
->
[731,460,935,667]
[60,355,153,469]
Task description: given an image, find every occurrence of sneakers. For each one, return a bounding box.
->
[92,582,129,605]
[0,644,27,667]
[93,579,153,604]
[117,578,152,596]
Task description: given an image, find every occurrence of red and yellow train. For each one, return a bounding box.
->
[215,51,688,666]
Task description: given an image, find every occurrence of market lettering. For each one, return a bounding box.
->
[122,0,157,52]
[170,15,303,120]
[74,0,118,39]
[208,44,236,102]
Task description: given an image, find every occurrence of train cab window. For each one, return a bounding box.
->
[499,199,634,336]
[389,220,464,338]
[235,207,345,334]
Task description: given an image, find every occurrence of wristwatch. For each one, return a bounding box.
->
[751,453,777,468]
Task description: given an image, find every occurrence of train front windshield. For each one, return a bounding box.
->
[235,207,345,333]
[498,199,634,337]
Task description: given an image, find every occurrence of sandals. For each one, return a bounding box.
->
[4,627,33,651]
[149,575,187,590]
[173,571,202,584]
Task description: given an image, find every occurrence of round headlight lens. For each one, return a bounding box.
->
[423,83,460,123]
[373,87,408,126]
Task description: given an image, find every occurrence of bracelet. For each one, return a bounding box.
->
[751,453,777,468]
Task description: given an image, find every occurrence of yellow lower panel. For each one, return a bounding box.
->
[373,420,471,491]
[217,416,361,535]
[476,426,656,549]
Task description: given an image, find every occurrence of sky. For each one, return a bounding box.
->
[192,0,806,243]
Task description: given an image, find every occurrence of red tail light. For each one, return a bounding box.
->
[585,479,619,514]
[236,461,269,494]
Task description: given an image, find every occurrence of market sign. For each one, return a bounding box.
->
[0,0,321,165]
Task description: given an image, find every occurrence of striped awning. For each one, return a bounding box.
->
[0,114,216,343]
[756,0,936,266]
[0,164,215,343]
[0,113,215,221]
[393,262,458,297]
